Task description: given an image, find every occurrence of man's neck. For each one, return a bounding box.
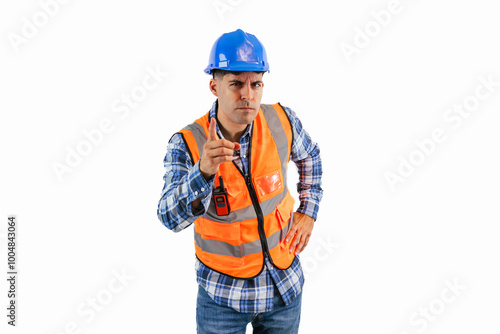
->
[215,105,248,142]
[217,120,247,143]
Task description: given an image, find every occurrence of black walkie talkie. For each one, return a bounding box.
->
[213,176,230,216]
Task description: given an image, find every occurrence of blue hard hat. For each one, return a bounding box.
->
[204,29,270,75]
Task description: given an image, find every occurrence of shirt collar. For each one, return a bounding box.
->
[209,99,253,141]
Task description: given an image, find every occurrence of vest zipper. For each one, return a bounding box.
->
[244,175,270,259]
[232,134,271,260]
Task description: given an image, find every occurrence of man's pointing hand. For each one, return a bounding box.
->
[199,118,241,180]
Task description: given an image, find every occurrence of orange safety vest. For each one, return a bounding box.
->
[178,103,296,279]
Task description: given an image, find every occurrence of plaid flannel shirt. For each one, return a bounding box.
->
[157,99,322,313]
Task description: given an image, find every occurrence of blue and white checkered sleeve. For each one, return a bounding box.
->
[157,133,214,232]
[282,105,323,220]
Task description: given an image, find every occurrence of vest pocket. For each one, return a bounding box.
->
[224,176,248,211]
[199,220,245,267]
[201,220,240,242]
[253,169,283,202]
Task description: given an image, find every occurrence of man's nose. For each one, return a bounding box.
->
[240,81,253,100]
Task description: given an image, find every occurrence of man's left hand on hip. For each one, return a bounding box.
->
[285,212,315,255]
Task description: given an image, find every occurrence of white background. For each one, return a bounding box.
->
[1,0,499,333]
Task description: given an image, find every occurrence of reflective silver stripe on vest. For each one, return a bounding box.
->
[194,219,293,257]
[182,122,206,158]
[260,104,290,166]
[204,185,288,223]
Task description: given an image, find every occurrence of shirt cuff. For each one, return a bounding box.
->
[297,200,320,221]
[187,161,214,216]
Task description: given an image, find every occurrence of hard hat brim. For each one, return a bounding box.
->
[204,61,269,75]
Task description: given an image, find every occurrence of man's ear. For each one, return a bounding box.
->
[209,78,219,97]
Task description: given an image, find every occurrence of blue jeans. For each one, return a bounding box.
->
[196,285,302,334]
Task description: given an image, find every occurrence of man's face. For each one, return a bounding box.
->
[210,72,264,129]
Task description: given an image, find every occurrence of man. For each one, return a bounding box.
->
[157,29,323,333]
